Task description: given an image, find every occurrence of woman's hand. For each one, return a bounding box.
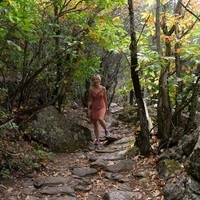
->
[106,108,109,115]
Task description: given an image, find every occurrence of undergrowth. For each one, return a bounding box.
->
[0,107,54,178]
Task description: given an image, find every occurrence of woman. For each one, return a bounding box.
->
[88,74,110,145]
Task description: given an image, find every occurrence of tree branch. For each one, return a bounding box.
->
[136,15,150,44]
[178,0,200,20]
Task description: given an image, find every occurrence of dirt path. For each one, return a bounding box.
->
[0,113,164,200]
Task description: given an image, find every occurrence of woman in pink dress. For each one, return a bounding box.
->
[87,74,110,145]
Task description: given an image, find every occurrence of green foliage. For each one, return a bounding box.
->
[0,0,129,111]
[0,166,10,178]
[0,111,54,178]
[0,107,12,121]
[136,1,200,114]
[116,86,129,97]
[0,0,199,160]
[34,150,55,161]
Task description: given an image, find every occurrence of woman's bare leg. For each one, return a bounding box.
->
[99,118,110,137]
[93,120,100,141]
[99,118,107,131]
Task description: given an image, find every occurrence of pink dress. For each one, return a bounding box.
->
[91,89,106,122]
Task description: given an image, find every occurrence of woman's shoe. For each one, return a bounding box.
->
[105,130,110,138]
[94,140,100,145]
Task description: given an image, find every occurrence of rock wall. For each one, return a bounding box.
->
[157,128,200,200]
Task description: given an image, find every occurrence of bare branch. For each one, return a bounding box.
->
[137,15,150,44]
[178,0,200,20]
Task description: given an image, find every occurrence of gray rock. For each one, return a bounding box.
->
[95,149,117,153]
[103,190,140,200]
[19,197,37,200]
[106,159,133,173]
[72,167,97,177]
[23,186,36,195]
[97,149,127,161]
[104,172,113,180]
[21,106,92,152]
[33,176,71,187]
[114,136,135,145]
[74,184,92,192]
[112,173,129,182]
[87,153,98,162]
[105,136,119,143]
[55,197,80,200]
[72,177,92,186]
[157,159,180,179]
[117,183,133,191]
[163,181,185,200]
[187,177,200,195]
[40,185,75,195]
[185,129,200,181]
[109,103,124,114]
[181,135,197,157]
[90,158,108,169]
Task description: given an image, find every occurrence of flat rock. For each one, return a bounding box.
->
[103,190,135,200]
[40,185,75,195]
[72,167,97,177]
[33,176,71,187]
[98,150,127,161]
[90,158,108,169]
[106,159,134,173]
[114,136,135,145]
[55,197,80,200]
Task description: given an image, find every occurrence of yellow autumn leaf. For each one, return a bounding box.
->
[146,0,157,6]
[112,16,119,22]
[181,65,185,70]
[88,28,98,36]
[17,46,22,51]
[140,12,149,19]
[137,126,141,131]
[2,51,6,56]
[20,39,25,45]
[185,70,190,74]
[8,0,13,5]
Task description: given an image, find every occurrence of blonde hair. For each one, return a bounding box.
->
[91,74,101,82]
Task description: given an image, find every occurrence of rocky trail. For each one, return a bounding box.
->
[0,112,164,200]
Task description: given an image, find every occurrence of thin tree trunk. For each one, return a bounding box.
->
[128,0,150,156]
[156,0,162,55]
[156,1,172,143]
[173,42,182,126]
[157,64,172,142]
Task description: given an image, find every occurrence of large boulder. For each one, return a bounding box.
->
[185,128,200,181]
[21,106,92,152]
[159,127,200,199]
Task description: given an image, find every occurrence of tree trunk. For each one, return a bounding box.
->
[172,1,183,127]
[157,1,183,145]
[156,0,162,55]
[157,64,172,142]
[129,90,134,105]
[156,1,172,144]
[172,42,183,126]
[128,0,150,156]
[53,4,66,111]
